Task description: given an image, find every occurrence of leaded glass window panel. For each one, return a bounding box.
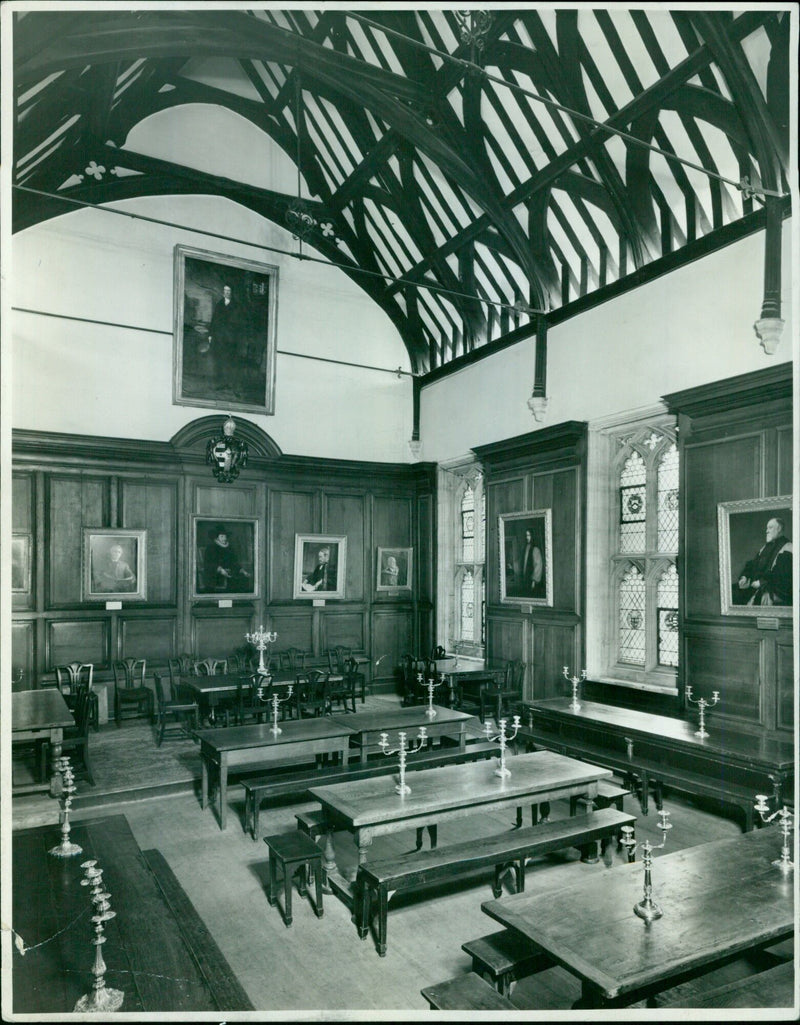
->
[461,484,475,562]
[619,452,646,552]
[657,443,679,552]
[619,565,646,665]
[460,569,474,639]
[477,488,486,562]
[657,563,679,667]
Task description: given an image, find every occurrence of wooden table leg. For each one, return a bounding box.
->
[219,756,228,830]
[201,755,208,810]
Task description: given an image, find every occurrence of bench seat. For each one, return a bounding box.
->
[241,740,501,840]
[462,929,551,996]
[661,960,795,1009]
[421,972,517,1010]
[357,806,636,956]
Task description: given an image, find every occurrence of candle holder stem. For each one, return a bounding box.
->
[379,729,427,794]
[49,758,82,858]
[483,716,521,777]
[620,810,673,921]
[754,796,794,873]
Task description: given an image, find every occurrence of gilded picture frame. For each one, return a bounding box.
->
[293,534,347,600]
[499,509,553,607]
[174,244,279,415]
[192,516,259,600]
[83,528,146,602]
[376,547,413,592]
[717,496,793,617]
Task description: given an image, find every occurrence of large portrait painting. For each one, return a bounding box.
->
[499,510,553,607]
[83,529,146,602]
[293,534,347,600]
[174,245,279,415]
[192,517,258,600]
[718,496,793,617]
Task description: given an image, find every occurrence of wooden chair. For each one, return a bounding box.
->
[400,654,427,707]
[55,662,99,731]
[295,671,331,719]
[235,675,268,726]
[326,647,356,713]
[480,660,525,724]
[112,657,153,726]
[153,672,199,746]
[284,647,308,672]
[60,690,95,784]
[194,658,228,676]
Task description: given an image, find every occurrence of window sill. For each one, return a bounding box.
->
[593,675,678,697]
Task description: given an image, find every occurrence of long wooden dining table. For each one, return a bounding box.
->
[182,671,295,725]
[12,689,74,797]
[310,749,611,894]
[197,716,355,829]
[482,825,795,1009]
[328,704,474,762]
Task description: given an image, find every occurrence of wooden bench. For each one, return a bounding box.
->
[461,929,551,996]
[421,972,517,1010]
[357,807,636,956]
[660,960,795,1009]
[569,779,631,815]
[241,740,501,840]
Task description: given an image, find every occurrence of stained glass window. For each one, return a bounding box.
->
[619,452,646,552]
[619,565,646,665]
[657,564,679,667]
[657,443,679,552]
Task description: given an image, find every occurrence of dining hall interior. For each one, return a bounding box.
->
[2,3,798,1020]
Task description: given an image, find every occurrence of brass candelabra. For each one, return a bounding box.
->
[378,728,427,795]
[563,665,587,712]
[684,685,720,738]
[754,794,794,873]
[483,716,521,778]
[74,860,124,1012]
[49,757,82,858]
[620,810,673,922]
[245,624,277,675]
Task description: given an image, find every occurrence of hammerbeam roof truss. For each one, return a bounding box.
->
[13,7,791,374]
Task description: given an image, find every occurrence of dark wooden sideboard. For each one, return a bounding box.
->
[519,698,794,831]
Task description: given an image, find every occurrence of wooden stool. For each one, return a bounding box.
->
[462,929,549,996]
[263,832,324,927]
[421,972,517,1010]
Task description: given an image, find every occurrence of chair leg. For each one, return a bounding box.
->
[83,743,95,786]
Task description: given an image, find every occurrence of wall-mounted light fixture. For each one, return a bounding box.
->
[206,415,249,483]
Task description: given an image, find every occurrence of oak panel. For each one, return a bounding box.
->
[683,629,761,724]
[776,425,793,497]
[325,492,366,602]
[776,635,793,733]
[48,619,109,670]
[532,623,578,701]
[193,612,255,660]
[12,621,35,689]
[121,616,177,664]
[683,435,762,618]
[321,611,366,653]
[416,493,433,602]
[269,609,314,654]
[13,473,33,532]
[372,610,414,687]
[194,484,257,518]
[532,467,578,612]
[486,477,525,602]
[121,479,178,604]
[48,476,107,606]
[269,491,314,601]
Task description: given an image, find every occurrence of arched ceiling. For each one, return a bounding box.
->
[12,7,791,374]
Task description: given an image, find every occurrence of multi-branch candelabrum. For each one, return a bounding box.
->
[563,666,587,712]
[483,716,521,778]
[245,625,278,675]
[754,794,794,873]
[49,757,82,858]
[417,671,445,719]
[378,728,427,795]
[255,675,294,736]
[620,810,673,922]
[74,860,124,1012]
[684,686,720,738]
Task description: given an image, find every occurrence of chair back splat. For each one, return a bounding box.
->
[112,657,153,727]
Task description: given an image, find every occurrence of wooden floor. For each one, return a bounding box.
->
[8,698,796,1018]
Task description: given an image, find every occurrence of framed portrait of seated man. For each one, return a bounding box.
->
[293,534,347,600]
[718,496,793,617]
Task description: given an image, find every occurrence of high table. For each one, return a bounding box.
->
[12,689,74,797]
[310,750,611,896]
[434,664,503,709]
[197,717,355,829]
[521,697,794,829]
[328,704,474,762]
[482,826,795,1009]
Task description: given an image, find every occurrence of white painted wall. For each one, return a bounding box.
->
[419,223,796,463]
[10,194,413,460]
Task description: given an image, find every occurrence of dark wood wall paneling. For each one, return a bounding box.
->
[474,423,587,703]
[664,364,794,741]
[11,429,436,696]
